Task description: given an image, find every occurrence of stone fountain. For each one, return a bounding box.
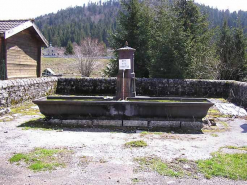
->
[33,43,213,129]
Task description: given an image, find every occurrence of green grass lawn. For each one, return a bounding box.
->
[197,151,247,180]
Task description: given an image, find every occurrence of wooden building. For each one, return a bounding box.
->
[0,20,48,80]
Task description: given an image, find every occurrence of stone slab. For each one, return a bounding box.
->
[92,120,122,127]
[149,121,180,128]
[123,120,148,127]
[48,119,62,126]
[78,120,93,127]
[62,120,78,127]
[181,122,203,130]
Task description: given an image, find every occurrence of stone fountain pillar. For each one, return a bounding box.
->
[116,42,136,100]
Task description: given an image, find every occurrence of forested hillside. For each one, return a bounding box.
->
[35,0,247,48]
[199,5,247,32]
[35,0,120,47]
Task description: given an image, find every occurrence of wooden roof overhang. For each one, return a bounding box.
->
[2,20,48,47]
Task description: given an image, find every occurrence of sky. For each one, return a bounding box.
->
[194,0,247,12]
[0,0,94,20]
[1,0,247,20]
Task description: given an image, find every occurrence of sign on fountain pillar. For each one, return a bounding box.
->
[116,42,136,100]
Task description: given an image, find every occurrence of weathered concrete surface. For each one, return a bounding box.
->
[33,97,213,122]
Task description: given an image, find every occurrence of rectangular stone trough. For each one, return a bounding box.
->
[33,96,214,126]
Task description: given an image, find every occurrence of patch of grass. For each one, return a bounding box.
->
[140,131,163,136]
[80,156,93,165]
[1,102,43,122]
[125,140,147,148]
[29,161,63,171]
[197,152,247,180]
[202,120,229,133]
[210,133,219,137]
[11,102,41,116]
[153,132,163,135]
[217,98,228,103]
[9,153,29,163]
[202,127,227,133]
[219,121,229,128]
[99,158,107,163]
[9,148,71,172]
[207,107,231,119]
[131,178,139,183]
[225,146,239,149]
[135,148,247,180]
[208,108,220,113]
[0,116,14,122]
[222,146,247,151]
[134,157,184,177]
[177,158,189,163]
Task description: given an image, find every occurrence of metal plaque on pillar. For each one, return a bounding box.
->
[119,59,131,70]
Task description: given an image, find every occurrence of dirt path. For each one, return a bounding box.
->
[0,106,247,184]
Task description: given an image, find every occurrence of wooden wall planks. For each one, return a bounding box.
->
[6,29,39,79]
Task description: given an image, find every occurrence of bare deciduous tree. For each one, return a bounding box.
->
[74,38,105,77]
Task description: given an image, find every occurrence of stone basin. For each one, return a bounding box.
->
[33,96,214,122]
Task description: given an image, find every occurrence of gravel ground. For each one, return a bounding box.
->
[0,102,247,185]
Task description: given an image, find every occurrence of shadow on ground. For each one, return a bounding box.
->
[17,118,203,134]
[241,124,247,133]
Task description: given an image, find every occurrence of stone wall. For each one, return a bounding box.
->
[0,77,58,107]
[56,77,116,95]
[228,81,247,108]
[135,78,233,98]
[57,78,232,97]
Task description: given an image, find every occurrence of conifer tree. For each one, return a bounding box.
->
[105,0,151,77]
[65,41,74,55]
[233,23,247,80]
[173,0,217,79]
[218,20,247,80]
[149,0,217,79]
[148,3,187,78]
